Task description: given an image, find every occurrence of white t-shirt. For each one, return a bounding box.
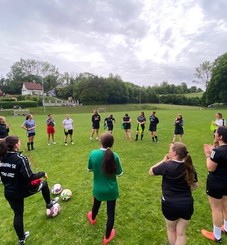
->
[63,119,73,130]
[215,118,226,127]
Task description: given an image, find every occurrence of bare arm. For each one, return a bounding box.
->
[204,144,217,172]
[149,154,169,176]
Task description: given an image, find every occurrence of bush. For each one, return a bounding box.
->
[0,101,38,109]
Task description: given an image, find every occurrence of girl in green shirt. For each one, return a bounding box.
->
[87,133,123,245]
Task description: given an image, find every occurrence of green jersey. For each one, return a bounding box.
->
[88,148,123,201]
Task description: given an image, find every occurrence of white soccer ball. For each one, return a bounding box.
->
[46,203,60,218]
[60,189,72,201]
[51,184,62,195]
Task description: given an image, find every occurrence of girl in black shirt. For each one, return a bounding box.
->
[0,136,59,245]
[172,114,184,142]
[90,110,101,142]
[202,126,227,243]
[122,113,132,140]
[149,142,198,245]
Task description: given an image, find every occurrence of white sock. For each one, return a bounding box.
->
[213,225,221,240]
[224,220,227,231]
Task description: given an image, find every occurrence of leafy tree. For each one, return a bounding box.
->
[194,61,213,89]
[202,53,227,105]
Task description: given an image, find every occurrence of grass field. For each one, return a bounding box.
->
[0,104,225,245]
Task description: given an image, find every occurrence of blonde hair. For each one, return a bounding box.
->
[0,116,6,124]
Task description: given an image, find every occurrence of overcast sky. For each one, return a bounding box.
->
[0,0,227,87]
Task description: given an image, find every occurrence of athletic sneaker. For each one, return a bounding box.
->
[103,229,115,245]
[201,229,222,243]
[65,142,67,146]
[52,142,56,144]
[46,197,59,209]
[18,231,30,245]
[71,141,74,145]
[48,143,50,146]
[96,137,99,141]
[87,211,96,225]
[89,137,92,142]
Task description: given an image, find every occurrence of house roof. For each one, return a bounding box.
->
[23,82,43,90]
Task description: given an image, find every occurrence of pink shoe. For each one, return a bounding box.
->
[103,229,115,245]
[87,211,96,225]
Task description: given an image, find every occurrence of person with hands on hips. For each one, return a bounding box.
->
[0,136,59,245]
[149,142,198,245]
[21,114,36,151]
[201,126,227,243]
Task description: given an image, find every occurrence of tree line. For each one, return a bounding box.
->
[1,52,227,106]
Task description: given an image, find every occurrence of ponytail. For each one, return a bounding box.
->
[102,148,117,176]
[0,141,8,161]
[184,154,196,186]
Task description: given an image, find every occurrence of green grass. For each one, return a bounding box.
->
[0,105,225,244]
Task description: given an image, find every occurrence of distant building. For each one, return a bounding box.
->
[21,82,43,96]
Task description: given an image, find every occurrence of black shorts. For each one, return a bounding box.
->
[92,124,100,129]
[27,132,35,137]
[64,129,73,135]
[174,128,184,135]
[149,125,157,132]
[108,125,113,131]
[206,177,227,199]
[161,198,193,221]
[123,123,131,130]
[137,124,145,131]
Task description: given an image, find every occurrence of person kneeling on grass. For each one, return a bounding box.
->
[87,133,123,244]
[149,142,198,245]
[0,136,59,245]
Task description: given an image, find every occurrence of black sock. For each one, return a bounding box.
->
[135,134,138,140]
[152,137,154,141]
[27,142,30,151]
[155,136,158,142]
[31,142,34,150]
[141,134,144,140]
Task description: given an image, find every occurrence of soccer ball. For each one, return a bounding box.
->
[46,203,60,218]
[51,184,62,195]
[61,189,72,201]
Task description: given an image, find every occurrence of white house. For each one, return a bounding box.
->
[21,82,43,96]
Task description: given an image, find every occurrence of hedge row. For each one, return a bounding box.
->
[0,101,38,109]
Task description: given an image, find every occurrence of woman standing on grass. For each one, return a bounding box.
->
[135,112,146,141]
[0,116,10,141]
[201,126,227,243]
[0,136,59,245]
[21,114,36,151]
[149,111,159,143]
[122,113,132,140]
[172,114,184,142]
[104,114,115,134]
[46,114,56,145]
[62,114,74,145]
[90,110,101,142]
[87,133,123,245]
[149,142,198,245]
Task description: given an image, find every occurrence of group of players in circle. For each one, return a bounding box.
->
[0,111,226,244]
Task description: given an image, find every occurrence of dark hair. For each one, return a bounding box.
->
[26,114,32,120]
[217,112,223,118]
[152,111,156,115]
[101,133,117,176]
[172,142,195,186]
[0,136,19,161]
[125,113,128,117]
[217,126,227,143]
[177,114,183,119]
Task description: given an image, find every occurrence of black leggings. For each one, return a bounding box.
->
[5,180,51,240]
[92,197,116,239]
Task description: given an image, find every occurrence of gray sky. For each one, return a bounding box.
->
[0,0,227,87]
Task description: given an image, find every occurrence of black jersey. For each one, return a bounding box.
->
[0,123,9,138]
[104,117,115,127]
[153,160,197,202]
[149,115,159,126]
[175,119,183,129]
[0,151,45,195]
[209,145,227,184]
[137,115,146,123]
[92,114,101,128]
